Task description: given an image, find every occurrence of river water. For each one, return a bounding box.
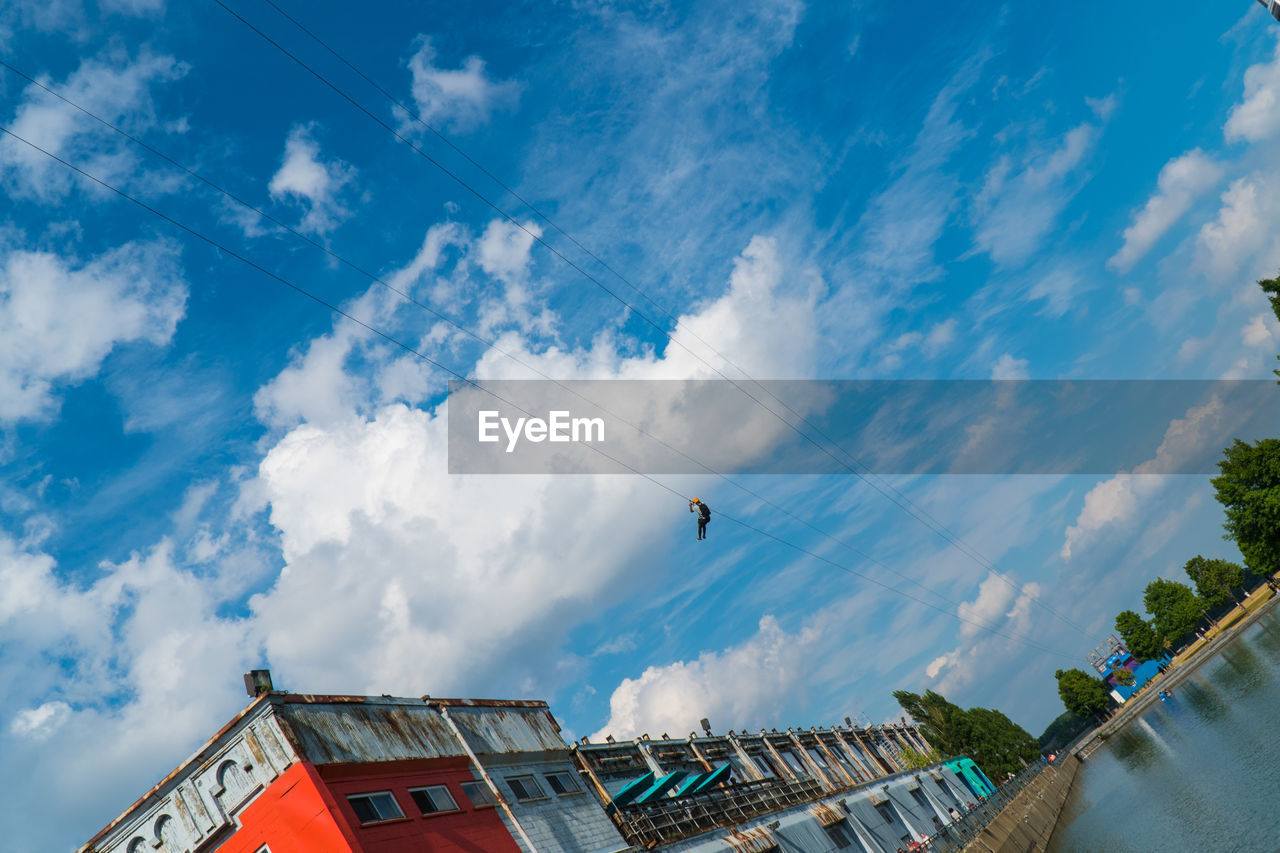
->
[1046,607,1280,852]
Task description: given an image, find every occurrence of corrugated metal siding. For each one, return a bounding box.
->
[724,827,778,852]
[447,704,568,755]
[809,802,844,827]
[277,703,463,764]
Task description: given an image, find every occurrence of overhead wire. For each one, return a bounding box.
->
[0,121,1081,661]
[221,0,1091,638]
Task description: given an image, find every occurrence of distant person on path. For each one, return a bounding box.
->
[690,498,711,540]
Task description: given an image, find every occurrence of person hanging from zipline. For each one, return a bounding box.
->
[689,498,711,540]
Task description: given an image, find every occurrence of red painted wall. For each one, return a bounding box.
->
[316,758,524,853]
[215,762,359,853]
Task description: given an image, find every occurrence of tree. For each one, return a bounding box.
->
[899,746,943,770]
[1211,439,1280,577]
[1260,274,1280,381]
[951,707,1042,780]
[1111,667,1135,687]
[1055,668,1111,718]
[1115,610,1163,661]
[892,690,965,757]
[893,690,1039,780]
[1143,578,1205,647]
[1183,555,1246,608]
[1038,711,1091,754]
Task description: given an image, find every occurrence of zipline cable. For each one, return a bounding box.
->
[219,0,1091,638]
[0,123,1081,661]
[0,59,1078,656]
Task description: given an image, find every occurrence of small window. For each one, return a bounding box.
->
[347,791,404,824]
[507,775,546,801]
[911,788,929,810]
[824,821,854,849]
[545,771,581,795]
[875,802,895,824]
[409,785,458,814]
[461,780,498,808]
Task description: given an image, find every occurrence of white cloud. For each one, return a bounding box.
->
[0,49,188,199]
[591,615,817,740]
[1108,149,1223,273]
[971,116,1102,267]
[405,37,521,131]
[268,125,357,236]
[1243,312,1277,347]
[10,701,71,741]
[1195,175,1278,282]
[1061,396,1225,560]
[243,231,825,700]
[1225,36,1280,143]
[0,241,187,421]
[990,353,1029,380]
[99,0,164,12]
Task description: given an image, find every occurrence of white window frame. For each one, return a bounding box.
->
[544,771,582,796]
[408,784,459,815]
[460,780,498,808]
[506,774,547,801]
[346,791,405,824]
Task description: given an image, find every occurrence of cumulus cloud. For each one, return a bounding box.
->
[0,49,188,199]
[1243,313,1278,348]
[591,615,817,740]
[1061,396,1225,560]
[0,241,187,421]
[1108,149,1222,273]
[243,230,824,699]
[405,37,521,131]
[989,353,1029,380]
[268,125,357,236]
[1195,175,1279,282]
[1225,36,1280,143]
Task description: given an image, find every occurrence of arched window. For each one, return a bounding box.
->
[126,838,146,853]
[153,815,178,852]
[216,759,253,807]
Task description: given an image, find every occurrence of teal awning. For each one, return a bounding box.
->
[692,763,732,793]
[634,770,687,804]
[610,771,656,809]
[672,771,708,796]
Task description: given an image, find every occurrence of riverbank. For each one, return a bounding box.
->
[962,758,1081,853]
[1084,585,1280,744]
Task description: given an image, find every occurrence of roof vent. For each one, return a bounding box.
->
[243,669,273,697]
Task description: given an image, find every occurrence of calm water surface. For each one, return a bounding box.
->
[1047,608,1280,853]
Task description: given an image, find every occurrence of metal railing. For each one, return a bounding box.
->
[615,777,828,847]
[924,762,1049,853]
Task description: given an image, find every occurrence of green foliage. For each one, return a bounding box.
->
[898,746,943,770]
[894,690,1040,780]
[1115,610,1163,661]
[1055,668,1111,718]
[1183,555,1245,608]
[1212,439,1280,576]
[1143,578,1206,647]
[1261,274,1280,381]
[892,690,965,757]
[1111,667,1135,686]
[1038,711,1091,753]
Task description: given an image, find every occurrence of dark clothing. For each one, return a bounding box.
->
[697,516,708,540]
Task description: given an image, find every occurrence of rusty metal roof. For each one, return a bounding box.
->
[443,703,568,756]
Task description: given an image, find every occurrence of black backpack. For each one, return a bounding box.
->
[699,502,711,520]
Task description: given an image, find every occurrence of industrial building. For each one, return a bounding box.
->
[79,674,995,853]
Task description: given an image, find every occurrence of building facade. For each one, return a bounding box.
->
[81,683,990,853]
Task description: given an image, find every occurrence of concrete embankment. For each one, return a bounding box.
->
[962,757,1081,853]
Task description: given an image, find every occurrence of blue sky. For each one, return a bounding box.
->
[3,0,1280,848]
